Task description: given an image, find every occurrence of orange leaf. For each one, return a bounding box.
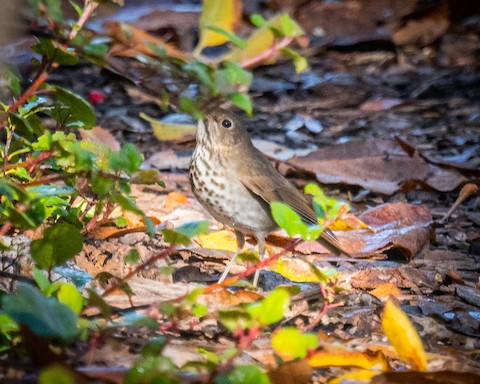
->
[381,299,427,371]
[370,283,401,300]
[164,192,189,211]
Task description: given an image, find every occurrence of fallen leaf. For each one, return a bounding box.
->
[308,345,390,371]
[196,230,239,252]
[370,282,402,300]
[164,192,189,211]
[268,359,313,384]
[141,113,196,142]
[296,202,432,259]
[106,21,188,61]
[382,299,427,371]
[198,288,263,311]
[359,98,404,111]
[289,139,466,195]
[371,370,480,384]
[329,370,380,384]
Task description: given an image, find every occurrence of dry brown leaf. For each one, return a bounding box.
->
[268,359,313,384]
[296,202,432,259]
[105,21,189,61]
[289,139,466,195]
[198,288,263,311]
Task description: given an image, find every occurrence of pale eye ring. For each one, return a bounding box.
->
[222,119,232,128]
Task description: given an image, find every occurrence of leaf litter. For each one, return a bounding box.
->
[2,0,480,382]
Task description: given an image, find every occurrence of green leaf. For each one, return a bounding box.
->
[2,283,78,340]
[51,85,96,128]
[250,14,267,27]
[39,364,75,384]
[32,38,78,66]
[215,365,270,384]
[30,223,83,269]
[219,310,253,332]
[270,201,323,241]
[83,42,109,57]
[87,289,112,317]
[279,14,304,37]
[280,47,308,73]
[57,283,83,314]
[3,67,21,95]
[162,228,191,245]
[272,327,318,359]
[204,25,247,49]
[230,93,252,116]
[109,143,143,174]
[247,288,290,326]
[33,267,51,292]
[162,220,209,245]
[0,313,19,335]
[124,249,140,264]
[192,303,208,317]
[223,62,253,87]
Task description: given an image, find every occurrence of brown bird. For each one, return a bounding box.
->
[189,108,347,286]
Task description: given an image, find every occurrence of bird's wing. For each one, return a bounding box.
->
[237,149,345,255]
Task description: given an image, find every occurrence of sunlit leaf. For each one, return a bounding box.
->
[382,299,427,371]
[57,283,83,314]
[224,14,305,68]
[308,346,390,371]
[39,364,75,384]
[328,370,380,384]
[272,327,318,359]
[248,288,290,325]
[195,0,242,54]
[196,229,239,252]
[230,93,252,115]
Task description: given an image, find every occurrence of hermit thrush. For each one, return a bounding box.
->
[189,108,347,286]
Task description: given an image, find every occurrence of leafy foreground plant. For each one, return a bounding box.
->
[2,1,477,383]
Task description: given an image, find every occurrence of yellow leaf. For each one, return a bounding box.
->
[308,346,390,371]
[196,230,239,252]
[195,0,242,54]
[328,370,380,384]
[381,299,427,371]
[329,213,376,232]
[273,258,321,283]
[224,14,304,68]
[141,113,196,141]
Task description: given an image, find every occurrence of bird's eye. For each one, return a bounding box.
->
[222,119,232,128]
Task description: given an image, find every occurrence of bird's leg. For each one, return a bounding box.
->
[218,230,245,283]
[252,235,265,287]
